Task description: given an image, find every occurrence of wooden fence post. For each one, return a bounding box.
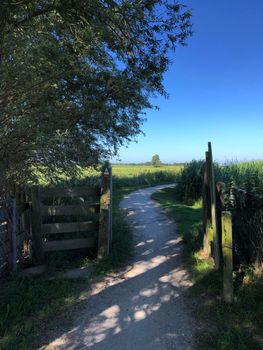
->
[23,192,32,258]
[207,142,220,269]
[31,186,44,264]
[109,167,113,249]
[9,198,17,271]
[222,211,233,303]
[98,165,112,259]
[203,151,212,257]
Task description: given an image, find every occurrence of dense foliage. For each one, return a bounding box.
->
[216,162,263,267]
[176,160,263,268]
[113,165,180,187]
[175,160,204,204]
[0,1,192,182]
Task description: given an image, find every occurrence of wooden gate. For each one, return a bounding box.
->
[0,166,112,271]
[31,167,112,264]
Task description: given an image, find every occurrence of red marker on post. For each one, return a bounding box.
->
[103,167,110,177]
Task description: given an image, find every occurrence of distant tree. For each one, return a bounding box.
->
[151,154,162,167]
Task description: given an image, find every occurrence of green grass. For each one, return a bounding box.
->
[152,187,211,283]
[112,164,182,177]
[0,276,88,350]
[196,277,263,350]
[152,186,263,350]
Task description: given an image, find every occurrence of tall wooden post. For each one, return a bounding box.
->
[222,211,233,303]
[98,164,112,259]
[31,186,44,264]
[207,142,220,269]
[9,198,17,271]
[203,151,212,257]
[109,167,113,249]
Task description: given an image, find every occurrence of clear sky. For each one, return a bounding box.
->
[113,0,263,164]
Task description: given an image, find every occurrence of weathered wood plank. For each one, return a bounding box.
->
[43,237,97,252]
[41,187,100,199]
[222,211,233,303]
[42,221,98,234]
[10,198,17,271]
[41,204,100,217]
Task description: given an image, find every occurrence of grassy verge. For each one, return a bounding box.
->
[88,186,134,274]
[0,186,133,350]
[152,186,263,350]
[0,276,88,350]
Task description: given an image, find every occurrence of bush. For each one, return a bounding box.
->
[175,160,205,204]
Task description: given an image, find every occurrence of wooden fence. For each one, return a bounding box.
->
[0,198,16,275]
[203,142,233,302]
[0,165,113,274]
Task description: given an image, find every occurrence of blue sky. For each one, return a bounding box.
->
[113,0,263,164]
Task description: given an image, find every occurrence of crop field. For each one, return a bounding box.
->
[112,164,183,188]
[38,164,184,188]
[217,160,263,193]
[112,160,263,193]
[112,164,183,176]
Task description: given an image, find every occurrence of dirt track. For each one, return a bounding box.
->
[46,185,194,350]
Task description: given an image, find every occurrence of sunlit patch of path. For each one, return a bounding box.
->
[45,185,195,350]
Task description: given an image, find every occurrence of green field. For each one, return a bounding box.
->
[37,164,183,188]
[112,164,183,187]
[112,164,183,175]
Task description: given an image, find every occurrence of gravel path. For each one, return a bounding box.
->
[46,185,194,350]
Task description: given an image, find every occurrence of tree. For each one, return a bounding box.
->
[152,154,162,167]
[0,1,192,182]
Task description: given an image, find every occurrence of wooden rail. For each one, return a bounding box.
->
[40,187,101,199]
[41,204,100,216]
[43,237,97,252]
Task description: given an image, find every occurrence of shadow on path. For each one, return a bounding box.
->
[44,185,195,350]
